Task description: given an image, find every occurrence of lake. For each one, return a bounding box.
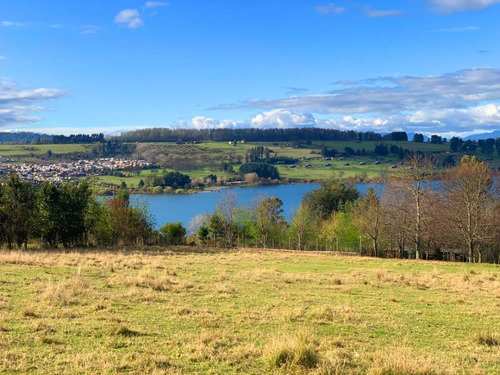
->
[131,182,386,228]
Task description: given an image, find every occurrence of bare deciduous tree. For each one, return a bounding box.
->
[442,156,497,263]
[352,187,384,256]
[216,191,238,247]
[397,154,437,259]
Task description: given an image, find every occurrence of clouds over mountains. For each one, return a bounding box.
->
[2,68,499,137]
[206,68,500,136]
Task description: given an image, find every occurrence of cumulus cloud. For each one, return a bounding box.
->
[144,1,169,8]
[174,116,244,129]
[208,68,500,136]
[251,109,317,128]
[0,81,66,126]
[315,3,345,14]
[365,9,403,18]
[429,0,500,13]
[115,9,144,29]
[171,110,318,130]
[320,116,389,131]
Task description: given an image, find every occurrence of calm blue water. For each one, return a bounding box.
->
[131,182,386,228]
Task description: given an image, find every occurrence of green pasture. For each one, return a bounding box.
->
[0,250,499,374]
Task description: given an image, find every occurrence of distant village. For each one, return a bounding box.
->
[0,158,149,183]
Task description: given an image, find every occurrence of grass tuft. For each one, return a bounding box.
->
[477,331,500,347]
[115,326,141,337]
[265,330,320,370]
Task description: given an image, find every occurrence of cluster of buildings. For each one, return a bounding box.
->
[0,158,149,183]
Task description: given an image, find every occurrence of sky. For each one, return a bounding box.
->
[1,0,500,137]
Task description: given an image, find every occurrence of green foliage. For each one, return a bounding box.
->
[2,174,37,248]
[255,197,286,248]
[239,163,280,180]
[302,179,359,220]
[245,146,271,163]
[159,222,186,245]
[145,171,191,189]
[412,133,424,142]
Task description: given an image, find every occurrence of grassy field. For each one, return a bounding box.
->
[0,141,498,187]
[1,249,499,374]
[0,144,89,157]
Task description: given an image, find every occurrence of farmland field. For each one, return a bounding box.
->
[0,144,89,157]
[1,249,499,374]
[1,141,499,187]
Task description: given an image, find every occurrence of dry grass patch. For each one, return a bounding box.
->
[116,270,193,292]
[264,329,321,370]
[264,329,359,374]
[368,347,441,375]
[41,272,90,306]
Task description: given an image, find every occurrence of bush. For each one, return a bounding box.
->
[239,163,280,180]
[159,222,186,245]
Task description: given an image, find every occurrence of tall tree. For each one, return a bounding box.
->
[352,188,384,256]
[2,174,37,249]
[255,197,285,248]
[302,179,359,220]
[216,192,239,247]
[398,154,436,259]
[290,203,317,250]
[442,156,497,263]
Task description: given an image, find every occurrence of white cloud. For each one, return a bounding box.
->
[0,55,4,60]
[81,25,99,35]
[174,116,244,129]
[144,1,170,9]
[437,26,479,32]
[0,80,66,126]
[365,9,403,18]
[429,0,500,13]
[315,3,345,14]
[251,109,317,128]
[114,9,144,29]
[320,116,389,131]
[1,21,23,27]
[223,68,500,115]
[209,68,500,136]
[171,110,317,130]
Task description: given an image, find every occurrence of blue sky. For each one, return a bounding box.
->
[1,0,500,136]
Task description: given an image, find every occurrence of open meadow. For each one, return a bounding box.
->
[0,249,499,374]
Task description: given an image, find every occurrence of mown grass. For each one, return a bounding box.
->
[0,249,499,374]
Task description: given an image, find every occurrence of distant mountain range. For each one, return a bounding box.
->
[463,131,500,141]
